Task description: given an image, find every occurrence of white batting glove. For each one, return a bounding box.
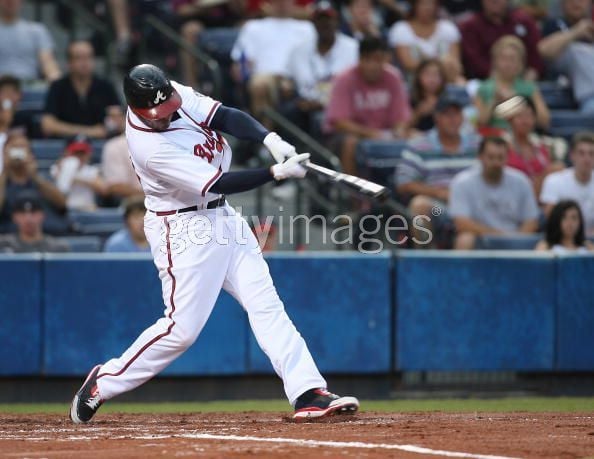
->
[263,132,297,163]
[270,153,310,181]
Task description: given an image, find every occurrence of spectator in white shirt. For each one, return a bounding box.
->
[0,0,61,82]
[51,135,107,211]
[540,132,594,235]
[101,109,142,201]
[231,0,315,125]
[101,133,143,201]
[285,1,359,131]
[388,0,462,80]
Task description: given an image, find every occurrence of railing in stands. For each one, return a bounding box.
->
[263,107,411,232]
[49,0,114,75]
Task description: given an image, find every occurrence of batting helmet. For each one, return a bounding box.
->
[123,64,182,120]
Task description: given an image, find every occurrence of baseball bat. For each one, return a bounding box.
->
[303,161,389,200]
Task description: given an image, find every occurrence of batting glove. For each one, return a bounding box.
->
[270,153,310,181]
[263,132,297,163]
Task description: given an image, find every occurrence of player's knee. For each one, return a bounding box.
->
[171,326,199,349]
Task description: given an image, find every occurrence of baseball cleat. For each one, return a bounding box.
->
[293,388,359,421]
[70,364,103,424]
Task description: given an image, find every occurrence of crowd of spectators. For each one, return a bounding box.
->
[1,0,594,253]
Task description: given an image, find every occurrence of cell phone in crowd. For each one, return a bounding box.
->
[8,147,27,161]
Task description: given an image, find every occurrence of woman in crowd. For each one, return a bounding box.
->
[475,35,549,132]
[502,96,565,196]
[388,0,462,80]
[407,58,446,132]
[535,200,594,253]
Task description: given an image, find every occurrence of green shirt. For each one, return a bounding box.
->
[478,78,536,129]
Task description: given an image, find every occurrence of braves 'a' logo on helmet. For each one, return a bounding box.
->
[153,90,167,104]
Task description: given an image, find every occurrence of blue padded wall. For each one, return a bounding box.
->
[0,256,42,375]
[43,255,247,375]
[248,253,392,374]
[396,253,556,370]
[556,256,594,370]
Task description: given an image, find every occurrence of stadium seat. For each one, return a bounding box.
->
[31,139,106,164]
[356,140,408,188]
[198,27,240,64]
[57,236,102,253]
[69,208,123,225]
[538,82,577,110]
[478,234,542,250]
[549,111,594,143]
[69,208,124,236]
[20,87,47,112]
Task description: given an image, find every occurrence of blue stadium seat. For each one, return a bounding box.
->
[538,82,577,110]
[57,236,102,253]
[549,111,594,143]
[31,139,106,164]
[478,234,542,250]
[550,110,594,128]
[69,208,123,226]
[20,87,47,112]
[356,140,408,188]
[69,208,124,236]
[198,27,240,63]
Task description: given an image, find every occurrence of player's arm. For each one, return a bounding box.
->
[147,148,310,196]
[209,105,296,164]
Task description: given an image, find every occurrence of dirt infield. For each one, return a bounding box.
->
[1,412,593,459]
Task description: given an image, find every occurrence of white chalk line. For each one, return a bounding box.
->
[4,430,522,459]
[159,433,522,459]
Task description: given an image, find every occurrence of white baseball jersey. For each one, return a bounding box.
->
[95,80,326,406]
[126,81,231,212]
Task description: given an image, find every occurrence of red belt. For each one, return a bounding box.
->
[150,196,226,216]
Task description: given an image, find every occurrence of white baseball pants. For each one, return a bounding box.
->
[96,205,325,405]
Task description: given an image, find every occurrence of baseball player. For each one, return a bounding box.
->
[70,64,359,423]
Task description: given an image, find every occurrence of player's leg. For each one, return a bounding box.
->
[222,213,359,419]
[70,213,230,423]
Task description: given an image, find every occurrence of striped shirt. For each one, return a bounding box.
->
[395,130,480,188]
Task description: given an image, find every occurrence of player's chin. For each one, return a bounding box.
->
[150,120,171,131]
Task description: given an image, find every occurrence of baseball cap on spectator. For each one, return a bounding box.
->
[12,192,42,214]
[435,92,464,112]
[312,0,337,18]
[65,134,93,155]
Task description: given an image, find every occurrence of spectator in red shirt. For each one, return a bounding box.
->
[325,36,411,175]
[502,96,565,197]
[459,0,543,80]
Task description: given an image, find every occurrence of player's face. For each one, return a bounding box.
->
[141,113,174,131]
